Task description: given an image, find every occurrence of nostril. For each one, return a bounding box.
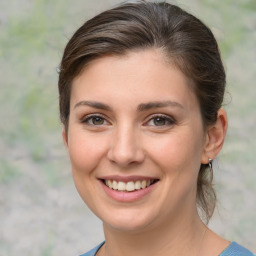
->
[107,151,145,167]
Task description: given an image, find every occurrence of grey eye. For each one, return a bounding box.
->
[146,115,175,127]
[91,116,105,125]
[82,115,108,126]
[153,117,167,126]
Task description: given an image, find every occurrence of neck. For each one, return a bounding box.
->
[102,209,207,256]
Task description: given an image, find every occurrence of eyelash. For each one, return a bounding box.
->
[81,114,110,126]
[81,113,176,128]
[144,114,176,127]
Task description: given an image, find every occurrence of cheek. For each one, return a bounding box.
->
[147,130,204,175]
[67,130,108,174]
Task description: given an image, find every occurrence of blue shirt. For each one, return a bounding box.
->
[80,241,254,256]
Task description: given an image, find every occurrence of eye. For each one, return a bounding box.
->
[145,114,175,127]
[82,114,109,126]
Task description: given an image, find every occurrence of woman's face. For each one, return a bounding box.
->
[64,49,209,232]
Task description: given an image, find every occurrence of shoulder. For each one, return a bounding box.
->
[79,242,105,256]
[220,242,255,256]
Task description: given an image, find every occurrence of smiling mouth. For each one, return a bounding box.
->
[102,179,159,192]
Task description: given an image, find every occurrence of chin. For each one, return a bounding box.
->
[104,219,152,233]
[99,207,159,233]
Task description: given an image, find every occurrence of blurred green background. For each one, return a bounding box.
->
[0,0,255,255]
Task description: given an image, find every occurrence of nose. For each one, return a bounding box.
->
[107,124,145,168]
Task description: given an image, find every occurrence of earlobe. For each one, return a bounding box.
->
[62,127,69,149]
[201,108,228,164]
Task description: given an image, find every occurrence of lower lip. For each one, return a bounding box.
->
[100,181,158,202]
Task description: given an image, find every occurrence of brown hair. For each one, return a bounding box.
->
[58,1,226,223]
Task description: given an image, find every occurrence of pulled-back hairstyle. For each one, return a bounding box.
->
[58,0,226,223]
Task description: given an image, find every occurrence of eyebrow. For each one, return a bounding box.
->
[74,101,112,111]
[137,101,184,111]
[74,100,183,111]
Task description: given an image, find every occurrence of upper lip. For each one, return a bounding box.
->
[98,175,159,182]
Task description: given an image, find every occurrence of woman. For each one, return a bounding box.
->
[58,1,254,255]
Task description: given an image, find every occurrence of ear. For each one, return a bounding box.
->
[201,108,228,164]
[62,126,69,149]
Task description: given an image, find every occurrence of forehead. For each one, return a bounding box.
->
[71,49,198,110]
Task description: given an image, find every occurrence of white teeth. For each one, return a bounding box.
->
[105,179,154,192]
[126,181,135,191]
[141,180,147,189]
[117,181,126,191]
[106,180,113,189]
[135,180,141,190]
[112,180,118,190]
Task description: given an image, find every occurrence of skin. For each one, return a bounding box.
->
[63,49,228,256]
